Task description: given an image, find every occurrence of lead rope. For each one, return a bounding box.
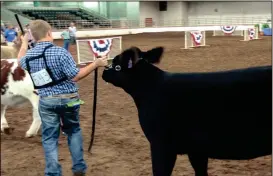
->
[88,60,99,153]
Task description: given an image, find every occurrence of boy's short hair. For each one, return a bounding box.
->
[29,20,51,41]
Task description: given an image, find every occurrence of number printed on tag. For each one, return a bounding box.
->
[31,69,53,86]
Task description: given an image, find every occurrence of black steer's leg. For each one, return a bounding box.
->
[150,144,177,176]
[188,153,208,176]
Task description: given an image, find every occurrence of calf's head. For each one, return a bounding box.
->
[102,46,164,90]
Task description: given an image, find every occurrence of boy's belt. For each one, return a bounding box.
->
[43,93,78,99]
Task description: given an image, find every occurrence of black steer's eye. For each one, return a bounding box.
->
[115,65,121,71]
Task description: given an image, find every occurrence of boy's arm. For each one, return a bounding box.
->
[17,40,29,63]
[60,52,107,82]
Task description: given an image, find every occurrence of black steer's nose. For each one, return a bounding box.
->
[104,63,112,70]
[102,68,110,82]
[104,66,110,70]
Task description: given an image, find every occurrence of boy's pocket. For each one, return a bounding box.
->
[66,99,84,107]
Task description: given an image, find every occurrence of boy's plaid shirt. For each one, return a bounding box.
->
[20,41,80,97]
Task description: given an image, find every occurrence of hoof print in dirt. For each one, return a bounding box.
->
[3,127,15,135]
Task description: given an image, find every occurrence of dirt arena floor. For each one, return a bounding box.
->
[1,32,272,176]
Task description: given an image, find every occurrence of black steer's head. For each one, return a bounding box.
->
[102,46,164,90]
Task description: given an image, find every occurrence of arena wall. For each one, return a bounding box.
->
[139,1,189,27]
[188,2,271,17]
[139,1,160,27]
[2,1,271,28]
[138,1,271,27]
[159,2,188,26]
[188,2,271,25]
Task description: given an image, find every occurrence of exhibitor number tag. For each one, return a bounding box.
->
[31,69,53,86]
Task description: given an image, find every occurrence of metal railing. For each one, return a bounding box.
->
[187,16,271,26]
[3,6,111,28]
[5,6,110,21]
[2,15,271,31]
[78,4,109,21]
[5,6,79,11]
[3,6,270,28]
[40,16,271,31]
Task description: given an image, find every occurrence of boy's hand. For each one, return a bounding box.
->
[20,33,29,44]
[94,56,108,67]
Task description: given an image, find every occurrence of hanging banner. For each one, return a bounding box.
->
[88,38,113,57]
[221,26,237,34]
[190,31,203,46]
[248,28,255,40]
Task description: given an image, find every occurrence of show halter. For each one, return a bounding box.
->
[87,38,112,153]
[88,61,98,153]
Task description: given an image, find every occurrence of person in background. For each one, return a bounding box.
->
[1,25,5,44]
[1,33,6,44]
[1,23,5,34]
[4,24,17,46]
[61,28,70,51]
[1,20,4,28]
[17,19,108,176]
[68,22,77,45]
[14,25,20,33]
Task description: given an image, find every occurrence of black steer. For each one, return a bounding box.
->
[102,46,272,176]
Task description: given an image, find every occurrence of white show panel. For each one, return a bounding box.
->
[76,37,122,64]
[183,31,208,49]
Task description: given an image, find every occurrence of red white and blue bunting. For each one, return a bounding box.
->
[88,38,113,57]
[221,26,237,34]
[248,28,255,40]
[190,31,203,46]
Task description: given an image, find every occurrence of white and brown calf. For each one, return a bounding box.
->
[1,59,41,137]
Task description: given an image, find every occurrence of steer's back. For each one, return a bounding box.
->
[163,65,271,115]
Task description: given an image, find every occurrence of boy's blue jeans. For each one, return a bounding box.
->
[39,95,87,176]
[63,39,70,51]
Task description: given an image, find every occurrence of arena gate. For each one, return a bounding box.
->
[241,26,261,41]
[76,36,122,64]
[213,25,261,42]
[183,31,209,50]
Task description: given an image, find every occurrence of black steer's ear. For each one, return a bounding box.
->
[143,47,164,64]
[124,47,142,68]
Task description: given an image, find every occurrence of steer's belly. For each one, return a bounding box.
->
[1,93,29,107]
